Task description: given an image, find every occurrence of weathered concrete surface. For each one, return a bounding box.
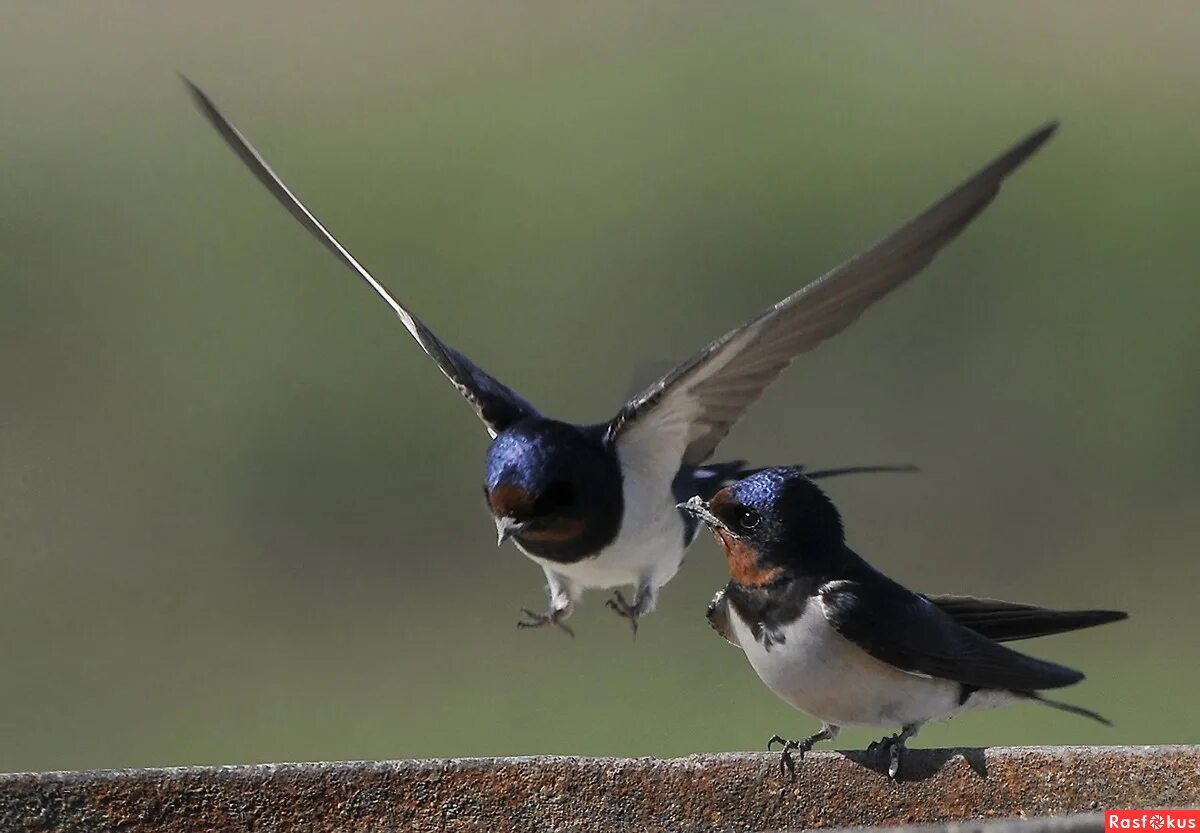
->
[1,746,1195,833]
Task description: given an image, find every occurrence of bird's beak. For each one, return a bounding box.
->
[495,516,527,546]
[677,496,733,534]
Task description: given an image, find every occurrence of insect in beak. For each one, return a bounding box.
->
[677,496,734,535]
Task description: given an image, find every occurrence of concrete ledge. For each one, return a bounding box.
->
[2,746,1196,833]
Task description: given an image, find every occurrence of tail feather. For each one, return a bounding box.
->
[928,595,1128,643]
[685,460,917,498]
[805,463,919,479]
[1016,691,1112,726]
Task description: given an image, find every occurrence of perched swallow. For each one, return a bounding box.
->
[681,469,1127,779]
[185,77,1054,635]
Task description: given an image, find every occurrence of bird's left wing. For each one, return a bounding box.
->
[819,576,1085,691]
[184,78,538,437]
[606,123,1057,478]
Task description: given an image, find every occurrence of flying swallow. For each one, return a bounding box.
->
[185,77,1053,635]
[680,468,1127,779]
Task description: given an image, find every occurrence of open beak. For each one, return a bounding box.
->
[495,516,527,546]
[677,496,734,535]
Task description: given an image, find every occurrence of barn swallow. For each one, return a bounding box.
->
[184,77,1055,635]
[680,468,1127,779]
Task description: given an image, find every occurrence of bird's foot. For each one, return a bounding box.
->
[605,590,642,638]
[867,732,907,779]
[516,607,574,638]
[767,733,819,780]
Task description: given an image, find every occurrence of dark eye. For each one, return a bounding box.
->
[738,509,762,531]
[535,480,574,514]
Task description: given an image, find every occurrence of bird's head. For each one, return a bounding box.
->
[679,466,844,586]
[483,418,622,555]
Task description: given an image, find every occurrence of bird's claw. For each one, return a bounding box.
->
[779,749,796,779]
[868,732,906,779]
[516,607,574,638]
[605,590,640,638]
[767,733,808,780]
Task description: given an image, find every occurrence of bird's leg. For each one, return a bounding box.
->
[517,571,577,638]
[867,723,921,779]
[767,724,840,779]
[605,581,657,637]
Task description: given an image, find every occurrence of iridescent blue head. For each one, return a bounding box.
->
[679,466,844,585]
[483,417,623,561]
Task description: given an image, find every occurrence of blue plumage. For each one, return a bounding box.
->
[681,466,1126,778]
[187,78,1053,634]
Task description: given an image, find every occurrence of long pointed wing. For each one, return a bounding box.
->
[819,576,1085,692]
[926,594,1127,643]
[608,123,1057,467]
[184,78,539,437]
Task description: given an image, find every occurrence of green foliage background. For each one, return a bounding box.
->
[2,3,1197,772]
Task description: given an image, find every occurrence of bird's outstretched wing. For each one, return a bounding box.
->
[607,123,1057,470]
[184,78,539,437]
[819,574,1086,692]
[926,594,1127,643]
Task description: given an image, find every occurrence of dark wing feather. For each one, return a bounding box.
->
[608,123,1057,468]
[184,78,538,437]
[819,574,1085,691]
[926,594,1127,643]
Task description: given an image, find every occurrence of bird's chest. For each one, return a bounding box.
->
[520,475,685,588]
[520,521,682,588]
[729,603,958,728]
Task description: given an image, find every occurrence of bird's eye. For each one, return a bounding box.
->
[738,509,762,531]
[535,480,574,514]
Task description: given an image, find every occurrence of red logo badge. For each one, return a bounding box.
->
[1107,811,1200,831]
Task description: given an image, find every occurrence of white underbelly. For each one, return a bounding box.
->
[524,484,687,590]
[730,603,969,729]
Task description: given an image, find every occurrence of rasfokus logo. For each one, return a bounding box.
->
[1107,811,1200,831]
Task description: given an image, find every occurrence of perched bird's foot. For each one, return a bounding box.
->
[767,733,816,780]
[867,732,908,779]
[516,607,574,638]
[605,590,641,638]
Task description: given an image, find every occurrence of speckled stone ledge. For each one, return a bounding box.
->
[2,746,1196,833]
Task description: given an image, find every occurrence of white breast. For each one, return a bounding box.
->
[524,452,687,591]
[729,599,968,729]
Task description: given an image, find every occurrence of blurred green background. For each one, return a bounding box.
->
[2,2,1197,774]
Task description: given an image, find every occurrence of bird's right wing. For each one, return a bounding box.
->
[926,594,1128,643]
[819,576,1085,691]
[184,78,539,437]
[607,123,1057,478]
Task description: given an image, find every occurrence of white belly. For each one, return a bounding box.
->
[524,459,687,591]
[730,601,977,729]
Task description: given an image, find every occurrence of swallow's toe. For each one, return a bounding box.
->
[516,607,574,638]
[766,733,809,781]
[780,748,797,780]
[865,728,913,779]
[605,590,642,637]
[605,590,630,614]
